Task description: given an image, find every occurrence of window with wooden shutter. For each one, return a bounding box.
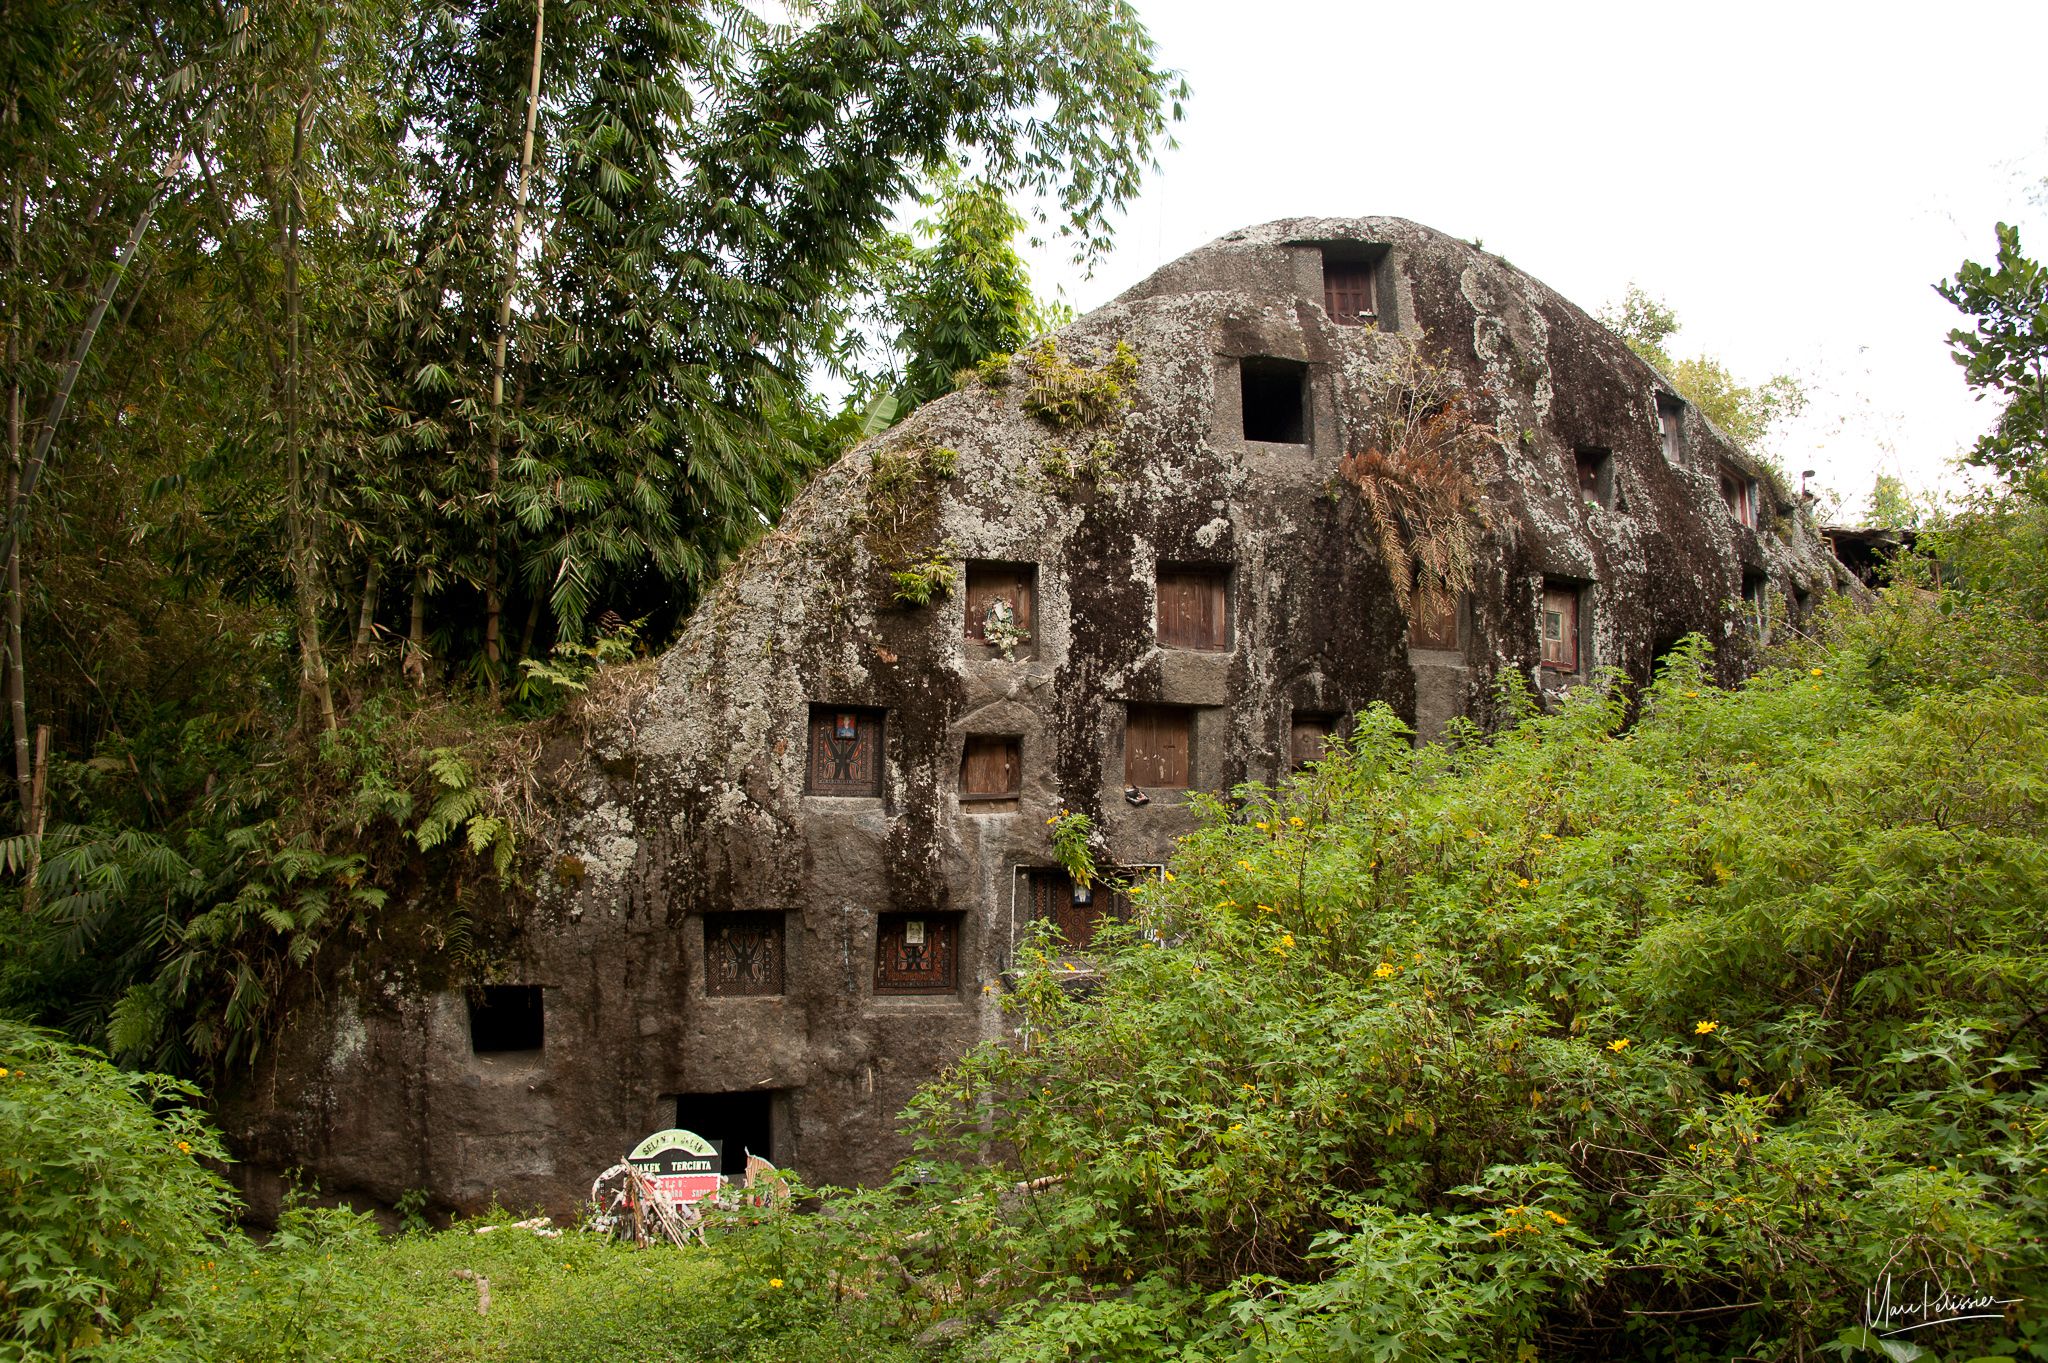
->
[805,706,884,796]
[705,913,785,997]
[1720,463,1758,528]
[1657,395,1685,465]
[1323,260,1377,325]
[1125,704,1192,788]
[874,913,959,995]
[1027,869,1129,953]
[959,735,1022,808]
[1407,590,1459,651]
[1540,584,1580,671]
[1156,565,1230,650]
[964,562,1036,657]
[1289,714,1337,771]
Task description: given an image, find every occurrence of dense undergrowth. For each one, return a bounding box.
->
[7,499,2048,1363]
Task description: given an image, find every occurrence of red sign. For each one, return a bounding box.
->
[627,1128,723,1206]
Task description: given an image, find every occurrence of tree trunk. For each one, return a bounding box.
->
[281,77,336,733]
[484,0,547,695]
[353,557,383,654]
[6,109,28,828]
[405,572,428,689]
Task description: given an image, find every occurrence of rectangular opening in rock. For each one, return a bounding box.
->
[1720,463,1758,528]
[805,705,885,796]
[1744,573,1771,637]
[671,1089,778,1175]
[1321,253,1378,325]
[964,562,1036,658]
[1124,703,1193,788]
[1407,589,1459,651]
[468,985,543,1054]
[1289,712,1338,770]
[1541,582,1581,672]
[1240,357,1307,444]
[1155,563,1231,650]
[874,912,961,995]
[1657,394,1685,465]
[959,735,1022,810]
[704,912,785,997]
[1575,446,1614,509]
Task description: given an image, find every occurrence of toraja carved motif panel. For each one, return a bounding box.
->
[705,913,784,997]
[875,914,958,994]
[806,706,883,795]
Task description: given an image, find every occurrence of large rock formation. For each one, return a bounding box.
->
[225,217,1850,1218]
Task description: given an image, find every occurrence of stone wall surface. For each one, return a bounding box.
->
[222,217,1850,1220]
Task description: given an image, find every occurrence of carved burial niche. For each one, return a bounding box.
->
[1407,590,1459,652]
[959,735,1022,811]
[964,562,1036,659]
[672,1090,777,1175]
[704,912,785,997]
[1125,703,1192,789]
[1156,563,1230,651]
[805,705,884,796]
[1026,868,1128,954]
[1240,357,1308,444]
[1541,582,1582,672]
[468,985,543,1054]
[874,913,960,995]
[1575,446,1614,509]
[1289,712,1338,771]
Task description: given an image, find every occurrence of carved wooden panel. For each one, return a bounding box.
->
[1027,870,1128,953]
[874,914,958,994]
[706,913,785,997]
[806,707,884,796]
[1125,704,1191,788]
[1156,566,1229,650]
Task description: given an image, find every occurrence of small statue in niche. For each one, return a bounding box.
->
[981,597,1031,661]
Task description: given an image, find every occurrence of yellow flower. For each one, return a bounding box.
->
[1544,1209,1568,1224]
[1241,1082,1255,1092]
[1236,860,1251,871]
[1228,1123,1243,1133]
[1695,1020,1719,1035]
[1162,870,1175,882]
[1608,1038,1630,1052]
[1411,951,1424,963]
[1685,690,1699,698]
[769,1278,785,1289]
[1254,821,1268,831]
[1516,878,1530,888]
[1374,961,1397,979]
[1539,832,1555,840]
[176,1140,192,1154]
[0,1068,8,1078]
[1279,934,1295,948]
[1810,667,1824,677]
[1289,816,1304,827]
[1062,962,1076,972]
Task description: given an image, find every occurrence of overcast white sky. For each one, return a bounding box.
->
[1020,1,2048,519]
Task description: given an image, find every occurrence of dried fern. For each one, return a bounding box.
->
[1339,346,1501,615]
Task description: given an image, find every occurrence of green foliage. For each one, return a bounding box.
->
[1020,338,1140,430]
[887,547,958,608]
[880,171,1050,414]
[1045,808,1098,889]
[1867,471,1933,529]
[514,626,641,711]
[1938,221,2048,487]
[776,573,2048,1361]
[0,1021,236,1359]
[1601,284,1809,453]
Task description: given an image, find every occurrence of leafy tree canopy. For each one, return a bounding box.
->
[1601,284,1807,455]
[1939,220,2048,489]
